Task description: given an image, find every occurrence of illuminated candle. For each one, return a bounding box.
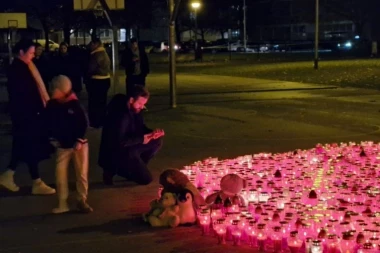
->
[198,210,211,235]
[287,231,302,253]
[256,223,267,251]
[214,218,226,245]
[271,226,283,252]
[340,231,355,253]
[231,220,241,246]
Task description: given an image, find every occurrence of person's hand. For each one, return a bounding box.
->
[152,129,165,139]
[74,142,83,151]
[50,139,60,148]
[143,133,154,144]
[133,57,139,62]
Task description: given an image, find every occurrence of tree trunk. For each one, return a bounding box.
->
[136,27,140,40]
[175,18,182,43]
[220,30,225,39]
[63,24,71,45]
[91,18,98,41]
[43,25,50,52]
[200,29,205,42]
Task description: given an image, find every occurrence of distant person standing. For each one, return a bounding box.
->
[121,38,150,95]
[53,42,83,93]
[87,38,111,128]
[0,39,55,195]
[33,43,52,92]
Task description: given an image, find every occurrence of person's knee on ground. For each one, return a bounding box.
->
[127,164,153,185]
[103,168,115,185]
[143,137,163,159]
[134,173,153,185]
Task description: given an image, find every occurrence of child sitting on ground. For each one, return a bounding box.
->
[46,75,93,214]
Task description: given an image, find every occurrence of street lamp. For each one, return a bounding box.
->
[243,0,247,51]
[191,2,200,9]
[191,1,200,55]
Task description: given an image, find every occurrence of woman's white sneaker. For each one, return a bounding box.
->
[32,179,56,195]
[0,170,19,192]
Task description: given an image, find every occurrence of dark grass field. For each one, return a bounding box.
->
[149,52,380,89]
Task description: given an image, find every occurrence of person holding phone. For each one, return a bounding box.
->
[98,85,163,186]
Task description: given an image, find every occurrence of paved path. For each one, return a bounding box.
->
[1,73,380,253]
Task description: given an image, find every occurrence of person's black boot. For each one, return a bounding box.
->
[103,172,114,186]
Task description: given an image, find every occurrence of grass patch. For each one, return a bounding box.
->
[151,54,380,89]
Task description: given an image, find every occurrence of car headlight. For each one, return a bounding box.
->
[344,42,352,48]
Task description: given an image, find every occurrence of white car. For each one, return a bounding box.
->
[152,41,180,53]
[229,41,242,51]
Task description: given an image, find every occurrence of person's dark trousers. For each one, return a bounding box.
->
[72,77,83,93]
[126,74,146,95]
[8,154,40,180]
[7,134,41,180]
[114,138,163,185]
[87,78,110,128]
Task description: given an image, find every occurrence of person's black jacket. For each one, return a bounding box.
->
[45,96,88,149]
[121,45,150,76]
[7,58,53,163]
[33,55,52,89]
[53,53,83,92]
[98,94,152,170]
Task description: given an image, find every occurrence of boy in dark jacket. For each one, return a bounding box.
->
[46,75,93,214]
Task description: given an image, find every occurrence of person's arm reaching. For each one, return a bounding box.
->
[118,117,153,147]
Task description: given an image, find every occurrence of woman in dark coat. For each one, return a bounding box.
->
[0,39,56,195]
[53,42,83,93]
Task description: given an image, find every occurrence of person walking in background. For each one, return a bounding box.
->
[46,75,92,214]
[86,38,111,128]
[53,42,83,93]
[33,43,52,92]
[121,38,150,95]
[98,86,164,186]
[0,39,55,195]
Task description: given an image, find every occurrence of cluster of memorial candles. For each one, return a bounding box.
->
[178,142,380,252]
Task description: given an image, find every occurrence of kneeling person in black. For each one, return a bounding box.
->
[98,85,164,185]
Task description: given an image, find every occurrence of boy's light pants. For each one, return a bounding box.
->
[55,143,89,202]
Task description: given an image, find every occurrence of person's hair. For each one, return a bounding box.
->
[127,85,150,100]
[13,39,35,54]
[60,42,68,48]
[34,42,42,48]
[91,38,102,46]
[130,37,138,44]
[107,94,127,115]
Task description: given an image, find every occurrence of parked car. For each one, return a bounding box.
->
[229,40,242,51]
[152,41,180,53]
